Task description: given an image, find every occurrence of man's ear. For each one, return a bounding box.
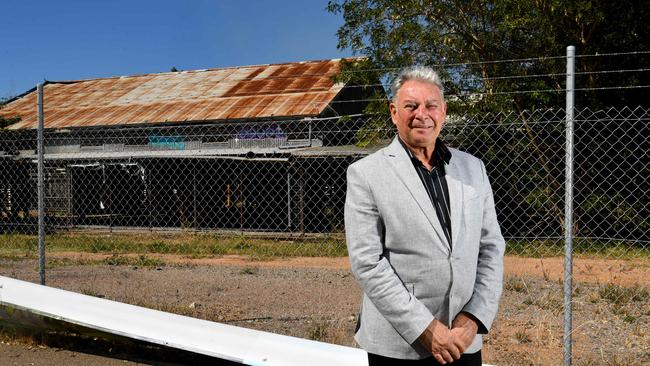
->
[389,102,398,125]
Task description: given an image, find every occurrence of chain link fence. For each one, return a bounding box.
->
[2,66,649,363]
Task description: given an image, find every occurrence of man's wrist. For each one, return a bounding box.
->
[418,319,437,342]
[454,312,479,331]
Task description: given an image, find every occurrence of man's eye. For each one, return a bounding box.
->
[405,104,416,110]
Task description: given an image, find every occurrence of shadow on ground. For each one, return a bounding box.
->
[0,306,239,366]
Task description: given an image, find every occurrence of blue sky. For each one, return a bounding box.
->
[0,0,354,99]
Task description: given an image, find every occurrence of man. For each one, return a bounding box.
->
[345,66,505,365]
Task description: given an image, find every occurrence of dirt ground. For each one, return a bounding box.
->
[1,255,648,365]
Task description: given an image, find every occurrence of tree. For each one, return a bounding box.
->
[327,0,650,243]
[332,58,392,147]
[0,115,20,129]
[327,0,650,111]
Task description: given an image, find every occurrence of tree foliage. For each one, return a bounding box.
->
[327,1,650,242]
[0,114,20,129]
[327,0,650,111]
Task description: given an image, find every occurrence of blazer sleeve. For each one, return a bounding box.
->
[461,160,505,333]
[345,163,434,344]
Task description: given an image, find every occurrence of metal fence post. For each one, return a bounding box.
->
[287,170,291,231]
[564,45,575,366]
[37,82,45,286]
[193,162,197,230]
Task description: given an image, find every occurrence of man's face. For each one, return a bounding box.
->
[390,79,446,150]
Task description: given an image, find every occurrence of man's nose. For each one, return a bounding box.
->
[414,104,429,119]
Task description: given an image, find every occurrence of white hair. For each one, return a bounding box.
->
[390,66,445,102]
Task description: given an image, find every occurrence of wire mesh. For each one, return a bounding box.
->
[1,57,649,364]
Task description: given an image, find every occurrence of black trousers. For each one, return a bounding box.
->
[368,351,481,366]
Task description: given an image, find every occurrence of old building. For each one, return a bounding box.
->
[0,59,382,233]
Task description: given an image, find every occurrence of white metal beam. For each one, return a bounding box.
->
[0,275,368,366]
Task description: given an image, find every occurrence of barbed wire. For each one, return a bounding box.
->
[3,51,650,102]
[5,69,647,100]
[341,50,650,74]
[11,79,650,110]
[3,61,648,104]
[203,50,650,78]
[575,50,650,58]
[575,67,650,76]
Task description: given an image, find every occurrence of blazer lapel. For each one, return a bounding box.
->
[445,161,464,250]
[383,138,450,253]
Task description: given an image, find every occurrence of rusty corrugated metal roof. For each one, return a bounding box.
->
[1,59,349,130]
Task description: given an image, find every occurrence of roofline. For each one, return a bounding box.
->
[15,57,368,90]
[1,80,86,107]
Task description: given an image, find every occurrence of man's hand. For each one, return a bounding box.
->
[450,312,479,353]
[417,319,461,364]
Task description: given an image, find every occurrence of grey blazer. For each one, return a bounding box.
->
[344,137,505,359]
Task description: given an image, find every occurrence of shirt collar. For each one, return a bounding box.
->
[397,136,452,167]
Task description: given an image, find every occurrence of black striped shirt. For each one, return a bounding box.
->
[399,137,453,248]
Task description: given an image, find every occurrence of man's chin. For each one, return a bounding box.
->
[405,138,437,149]
[412,132,438,143]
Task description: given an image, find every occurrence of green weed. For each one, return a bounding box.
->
[514,330,531,344]
[598,284,649,305]
[147,241,170,253]
[0,232,348,260]
[505,238,649,259]
[504,276,529,293]
[239,267,257,275]
[102,254,164,267]
[308,322,328,342]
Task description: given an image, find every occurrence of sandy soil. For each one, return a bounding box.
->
[1,255,648,365]
[0,340,150,366]
[46,252,650,286]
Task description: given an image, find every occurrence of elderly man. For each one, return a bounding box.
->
[345,66,505,365]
